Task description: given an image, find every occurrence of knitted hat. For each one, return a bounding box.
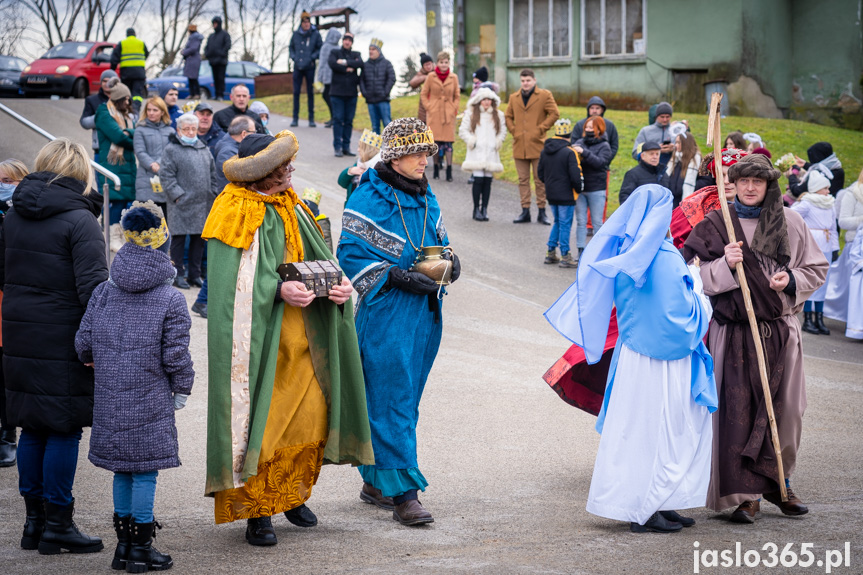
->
[121,201,169,249]
[380,118,438,163]
[100,69,118,82]
[359,128,382,149]
[807,142,833,163]
[222,130,299,183]
[110,82,131,101]
[420,52,433,66]
[473,66,489,83]
[655,101,673,116]
[249,101,269,116]
[300,11,311,21]
[554,119,572,137]
[369,38,383,49]
[807,170,830,194]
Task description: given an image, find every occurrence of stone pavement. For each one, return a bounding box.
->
[0,98,861,574]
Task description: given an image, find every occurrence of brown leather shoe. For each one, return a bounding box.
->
[763,488,809,516]
[359,483,394,510]
[729,500,761,524]
[393,499,434,526]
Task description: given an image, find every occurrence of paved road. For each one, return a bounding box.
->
[1,98,861,574]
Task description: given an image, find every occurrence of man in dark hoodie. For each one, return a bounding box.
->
[539,119,583,268]
[289,11,323,127]
[204,17,231,100]
[619,141,669,205]
[571,96,619,162]
[787,141,845,197]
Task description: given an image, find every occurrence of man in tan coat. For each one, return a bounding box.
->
[505,68,560,224]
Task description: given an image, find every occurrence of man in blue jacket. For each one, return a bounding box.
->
[289,11,323,127]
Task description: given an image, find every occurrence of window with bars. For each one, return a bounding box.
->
[582,0,646,59]
[510,0,572,60]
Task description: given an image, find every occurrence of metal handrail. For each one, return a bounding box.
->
[0,101,120,264]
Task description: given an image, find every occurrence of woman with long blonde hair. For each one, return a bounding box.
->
[134,96,173,207]
[1,138,107,555]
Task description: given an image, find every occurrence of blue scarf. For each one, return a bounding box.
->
[734,196,762,219]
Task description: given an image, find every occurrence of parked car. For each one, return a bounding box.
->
[0,55,28,96]
[20,41,115,98]
[147,61,269,99]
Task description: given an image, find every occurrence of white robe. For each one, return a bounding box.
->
[824,224,863,339]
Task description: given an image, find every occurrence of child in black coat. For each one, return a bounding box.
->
[538,119,583,268]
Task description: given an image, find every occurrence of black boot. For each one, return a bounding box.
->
[801,312,819,334]
[446,165,453,182]
[433,163,440,180]
[0,428,16,467]
[126,519,172,572]
[513,208,531,223]
[480,177,491,221]
[38,498,104,554]
[814,311,831,335]
[471,179,483,220]
[630,511,683,533]
[245,516,277,546]
[111,514,131,570]
[20,496,46,550]
[536,208,551,225]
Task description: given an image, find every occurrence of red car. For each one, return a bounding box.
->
[21,41,115,98]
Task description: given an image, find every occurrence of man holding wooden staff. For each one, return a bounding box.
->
[683,153,828,523]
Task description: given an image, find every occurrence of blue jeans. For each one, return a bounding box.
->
[113,471,158,522]
[576,190,606,249]
[367,101,391,134]
[17,429,83,506]
[196,277,208,305]
[292,66,316,121]
[547,204,575,255]
[331,96,358,152]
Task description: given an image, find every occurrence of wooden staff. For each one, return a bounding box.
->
[705,92,787,501]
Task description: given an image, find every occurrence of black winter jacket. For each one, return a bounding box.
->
[328,47,363,98]
[212,105,266,135]
[360,55,396,103]
[204,28,232,67]
[571,96,620,161]
[573,134,612,193]
[619,160,670,205]
[538,137,583,206]
[80,89,110,151]
[0,172,108,433]
[289,26,323,71]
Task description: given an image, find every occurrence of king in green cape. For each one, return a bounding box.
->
[202,130,374,539]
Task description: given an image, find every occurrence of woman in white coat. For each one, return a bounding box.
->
[825,168,863,339]
[459,86,506,221]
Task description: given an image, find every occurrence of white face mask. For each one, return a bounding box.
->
[179,135,198,146]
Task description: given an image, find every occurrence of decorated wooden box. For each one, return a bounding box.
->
[277,260,343,297]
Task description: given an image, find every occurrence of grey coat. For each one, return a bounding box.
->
[316,28,341,85]
[160,133,218,235]
[182,32,204,79]
[213,133,239,192]
[134,120,174,203]
[76,243,194,473]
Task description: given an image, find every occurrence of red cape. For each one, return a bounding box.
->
[542,310,618,416]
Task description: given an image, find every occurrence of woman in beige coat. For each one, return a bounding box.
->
[421,51,460,181]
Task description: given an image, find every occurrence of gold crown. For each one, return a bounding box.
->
[554,118,572,136]
[369,38,383,49]
[302,187,322,205]
[124,218,169,249]
[359,128,382,149]
[388,129,434,149]
[182,100,199,113]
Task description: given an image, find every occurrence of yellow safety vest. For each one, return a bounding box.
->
[119,36,146,68]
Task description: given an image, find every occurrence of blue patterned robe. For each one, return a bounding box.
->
[337,168,449,497]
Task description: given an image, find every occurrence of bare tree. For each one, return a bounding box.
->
[154,0,210,71]
[94,0,142,40]
[20,0,87,47]
[0,0,32,55]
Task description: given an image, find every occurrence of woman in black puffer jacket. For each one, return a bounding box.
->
[0,139,107,555]
[572,116,612,257]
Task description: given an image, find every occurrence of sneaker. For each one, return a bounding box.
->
[559,253,578,268]
[544,249,560,264]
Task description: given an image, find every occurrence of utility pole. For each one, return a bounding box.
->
[426,0,442,58]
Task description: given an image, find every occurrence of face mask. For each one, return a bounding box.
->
[0,182,15,202]
[584,130,595,138]
[261,119,268,127]
[179,135,198,146]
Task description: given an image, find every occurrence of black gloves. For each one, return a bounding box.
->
[386,266,439,295]
[445,252,461,283]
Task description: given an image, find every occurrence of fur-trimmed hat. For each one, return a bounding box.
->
[380,118,438,163]
[222,130,299,183]
[121,201,169,250]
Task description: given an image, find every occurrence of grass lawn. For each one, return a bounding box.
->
[260,93,863,215]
